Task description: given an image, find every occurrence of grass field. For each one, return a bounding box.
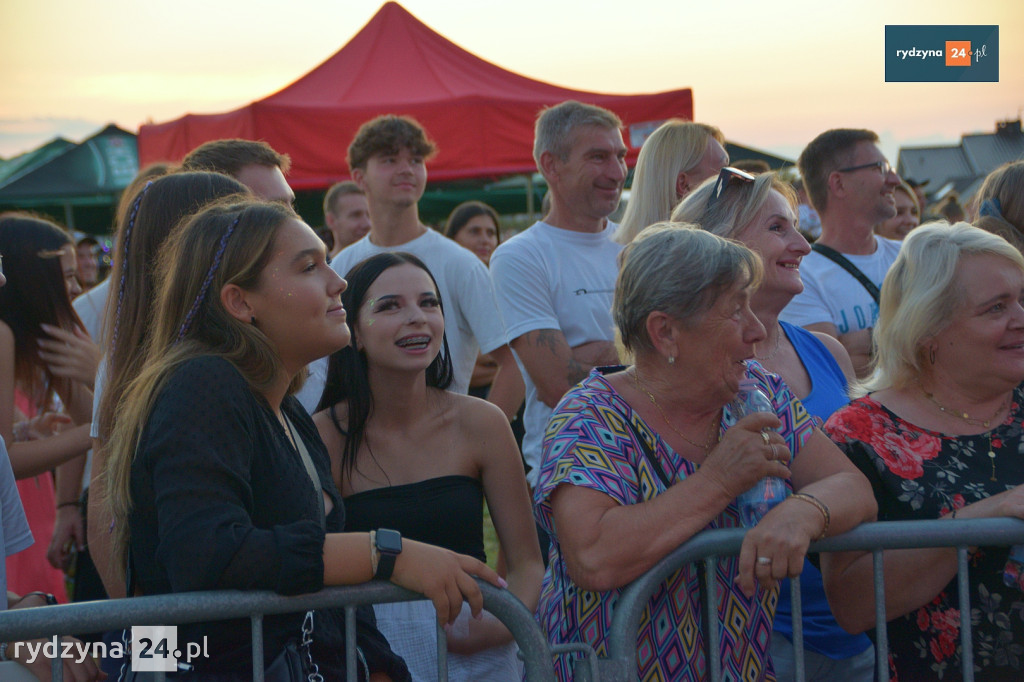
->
[483,500,500,570]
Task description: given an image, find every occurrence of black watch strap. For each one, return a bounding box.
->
[374,528,402,580]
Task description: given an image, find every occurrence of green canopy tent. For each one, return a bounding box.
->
[0,125,139,234]
[0,137,76,187]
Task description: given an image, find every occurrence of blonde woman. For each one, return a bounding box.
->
[614,119,727,244]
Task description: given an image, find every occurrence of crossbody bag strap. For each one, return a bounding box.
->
[622,412,716,673]
[282,413,326,682]
[811,243,881,303]
[624,417,674,490]
[283,414,325,531]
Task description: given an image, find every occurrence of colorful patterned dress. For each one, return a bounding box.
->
[825,387,1024,682]
[534,363,817,681]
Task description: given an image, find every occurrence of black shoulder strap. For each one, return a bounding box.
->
[623,415,673,489]
[622,412,716,670]
[811,243,881,303]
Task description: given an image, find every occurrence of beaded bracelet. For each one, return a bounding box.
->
[791,492,831,540]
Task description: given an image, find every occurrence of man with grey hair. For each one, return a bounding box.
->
[490,100,627,486]
[322,181,370,256]
[781,128,901,378]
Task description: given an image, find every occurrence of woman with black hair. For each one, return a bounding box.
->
[0,212,95,600]
[316,252,542,681]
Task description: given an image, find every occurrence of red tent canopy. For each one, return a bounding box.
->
[138,2,693,189]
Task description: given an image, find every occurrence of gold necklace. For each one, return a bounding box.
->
[922,390,1009,428]
[755,325,784,362]
[632,370,719,454]
[921,388,1007,482]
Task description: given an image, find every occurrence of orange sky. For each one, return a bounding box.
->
[1,0,1021,164]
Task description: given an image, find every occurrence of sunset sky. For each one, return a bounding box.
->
[1,0,1021,165]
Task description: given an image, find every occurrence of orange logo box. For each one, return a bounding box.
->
[946,41,972,66]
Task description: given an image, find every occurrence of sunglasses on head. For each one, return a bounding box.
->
[707,167,756,209]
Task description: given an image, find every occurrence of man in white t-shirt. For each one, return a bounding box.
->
[322,115,521,418]
[781,128,902,378]
[490,101,627,485]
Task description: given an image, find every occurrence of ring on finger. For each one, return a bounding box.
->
[760,430,771,446]
[757,556,772,566]
[769,443,778,461]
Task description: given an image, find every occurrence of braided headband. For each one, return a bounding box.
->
[979,197,1003,220]
[112,180,154,345]
[176,215,242,342]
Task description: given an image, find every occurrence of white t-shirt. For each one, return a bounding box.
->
[781,236,902,334]
[73,281,110,490]
[73,278,110,343]
[298,228,508,410]
[0,437,33,609]
[489,221,622,485]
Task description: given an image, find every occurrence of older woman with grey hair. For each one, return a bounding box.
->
[533,224,875,681]
[674,170,871,681]
[824,222,1024,681]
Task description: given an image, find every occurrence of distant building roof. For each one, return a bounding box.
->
[897,119,1024,201]
[724,142,795,171]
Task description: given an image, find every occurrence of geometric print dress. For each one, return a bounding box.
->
[535,363,817,681]
[825,387,1024,682]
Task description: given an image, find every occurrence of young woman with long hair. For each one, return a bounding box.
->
[104,200,501,679]
[0,212,94,601]
[316,252,542,681]
[88,170,249,598]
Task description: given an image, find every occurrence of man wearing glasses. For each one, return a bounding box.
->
[781,129,901,378]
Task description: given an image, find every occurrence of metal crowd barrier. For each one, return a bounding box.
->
[0,579,557,682]
[586,517,1024,682]
[5,518,1024,682]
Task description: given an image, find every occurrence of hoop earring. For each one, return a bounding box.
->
[928,346,936,365]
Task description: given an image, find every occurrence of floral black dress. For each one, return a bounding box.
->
[824,385,1024,682]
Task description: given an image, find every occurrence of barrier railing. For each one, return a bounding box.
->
[0,580,557,682]
[5,518,1024,681]
[592,517,1024,682]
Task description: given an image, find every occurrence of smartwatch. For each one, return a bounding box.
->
[374,528,402,580]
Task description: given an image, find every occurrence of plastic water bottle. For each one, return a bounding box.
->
[728,378,789,527]
[1004,545,1024,591]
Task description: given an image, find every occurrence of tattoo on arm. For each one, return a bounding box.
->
[531,329,564,353]
[567,357,588,387]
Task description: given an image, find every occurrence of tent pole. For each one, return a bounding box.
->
[525,174,534,220]
[64,203,75,231]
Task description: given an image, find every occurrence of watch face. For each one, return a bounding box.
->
[376,528,402,554]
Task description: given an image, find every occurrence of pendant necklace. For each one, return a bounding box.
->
[633,370,719,455]
[923,389,1008,482]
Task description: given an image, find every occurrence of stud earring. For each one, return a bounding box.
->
[668,356,675,365]
[251,316,257,326]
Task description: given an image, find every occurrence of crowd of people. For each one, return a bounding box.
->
[1,99,1024,682]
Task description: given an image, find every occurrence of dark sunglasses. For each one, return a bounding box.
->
[707,167,756,209]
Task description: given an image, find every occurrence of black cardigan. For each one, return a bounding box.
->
[129,355,408,679]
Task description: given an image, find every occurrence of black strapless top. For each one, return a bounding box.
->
[344,475,486,562]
